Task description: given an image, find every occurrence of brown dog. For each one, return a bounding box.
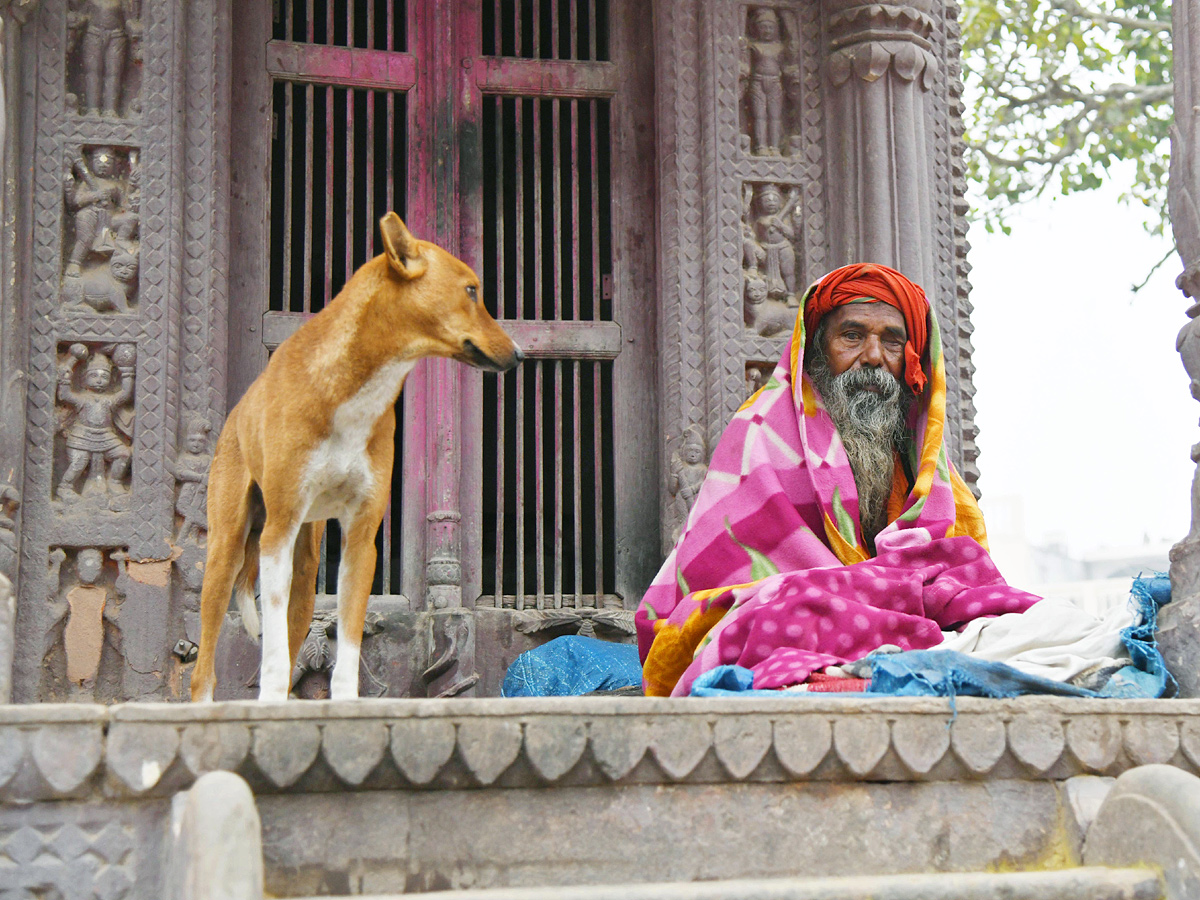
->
[191,213,523,701]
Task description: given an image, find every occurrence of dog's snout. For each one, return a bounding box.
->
[512,345,525,364]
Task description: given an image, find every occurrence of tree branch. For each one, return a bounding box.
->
[1048,0,1171,33]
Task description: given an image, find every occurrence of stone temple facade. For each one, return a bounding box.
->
[0,0,980,702]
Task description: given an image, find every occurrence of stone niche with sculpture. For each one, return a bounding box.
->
[66,0,144,119]
[61,144,140,315]
[52,341,136,511]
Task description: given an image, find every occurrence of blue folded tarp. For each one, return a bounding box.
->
[502,634,643,697]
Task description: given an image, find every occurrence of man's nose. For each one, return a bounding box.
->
[857,336,885,368]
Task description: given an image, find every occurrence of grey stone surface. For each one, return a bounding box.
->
[1063,775,1115,837]
[1157,597,1200,698]
[164,770,263,900]
[0,697,1195,802]
[260,780,1077,896]
[0,571,12,703]
[1086,764,1200,900]
[297,869,1162,900]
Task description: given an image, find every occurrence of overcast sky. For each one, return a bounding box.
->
[968,178,1193,558]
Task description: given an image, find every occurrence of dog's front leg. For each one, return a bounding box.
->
[258,518,302,701]
[330,513,382,700]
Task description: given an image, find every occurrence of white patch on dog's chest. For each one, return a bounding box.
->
[302,360,414,522]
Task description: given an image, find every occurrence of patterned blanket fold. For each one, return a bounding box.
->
[637,274,1041,697]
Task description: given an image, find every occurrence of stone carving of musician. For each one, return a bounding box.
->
[167,417,211,544]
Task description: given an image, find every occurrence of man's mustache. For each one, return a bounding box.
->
[836,367,901,400]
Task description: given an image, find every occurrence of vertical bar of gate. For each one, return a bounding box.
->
[532,97,545,609]
[514,0,521,57]
[550,0,558,59]
[513,96,526,610]
[303,84,315,313]
[324,85,334,307]
[368,0,375,48]
[384,89,397,594]
[307,0,315,42]
[568,0,576,59]
[590,98,603,601]
[532,0,539,59]
[282,84,294,311]
[494,95,507,607]
[328,0,334,47]
[570,99,584,604]
[589,0,596,60]
[493,0,502,56]
[551,96,563,609]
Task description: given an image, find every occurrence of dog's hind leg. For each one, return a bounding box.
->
[191,451,254,702]
[287,520,324,672]
[232,530,261,639]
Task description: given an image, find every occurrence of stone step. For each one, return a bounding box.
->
[295,868,1163,900]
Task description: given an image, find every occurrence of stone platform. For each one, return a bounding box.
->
[4,696,1200,898]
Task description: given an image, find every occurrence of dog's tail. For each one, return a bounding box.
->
[233,531,261,640]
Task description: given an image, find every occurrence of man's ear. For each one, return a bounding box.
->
[379,212,427,280]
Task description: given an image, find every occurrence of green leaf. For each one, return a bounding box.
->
[724,517,780,581]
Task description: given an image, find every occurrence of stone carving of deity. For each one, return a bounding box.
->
[55,343,136,503]
[669,426,709,542]
[62,146,140,311]
[750,183,800,304]
[167,417,211,544]
[741,8,793,156]
[68,0,143,117]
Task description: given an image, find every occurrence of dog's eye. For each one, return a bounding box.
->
[466,285,478,302]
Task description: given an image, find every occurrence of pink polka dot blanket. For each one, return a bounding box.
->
[636,285,1041,697]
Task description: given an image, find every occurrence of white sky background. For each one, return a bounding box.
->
[968,178,1194,558]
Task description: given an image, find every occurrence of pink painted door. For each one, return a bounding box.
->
[228,0,658,610]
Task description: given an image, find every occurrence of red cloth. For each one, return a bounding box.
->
[801,263,930,394]
[804,673,870,693]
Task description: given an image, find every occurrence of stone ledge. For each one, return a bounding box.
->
[1,697,1199,802]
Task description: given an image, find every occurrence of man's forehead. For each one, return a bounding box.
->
[823,301,907,334]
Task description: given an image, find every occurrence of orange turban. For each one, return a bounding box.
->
[802,263,930,394]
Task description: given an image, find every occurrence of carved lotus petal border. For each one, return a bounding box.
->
[2,701,1200,800]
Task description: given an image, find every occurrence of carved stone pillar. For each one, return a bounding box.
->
[1160,0,1200,696]
[8,0,232,702]
[653,0,980,556]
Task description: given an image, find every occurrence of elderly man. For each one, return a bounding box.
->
[636,263,1043,696]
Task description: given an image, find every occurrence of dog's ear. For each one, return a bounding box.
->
[380,212,427,280]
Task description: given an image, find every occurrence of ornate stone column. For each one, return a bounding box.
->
[821,0,978,485]
[1160,0,1200,696]
[824,0,938,285]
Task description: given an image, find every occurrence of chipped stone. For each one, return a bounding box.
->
[457,718,523,785]
[588,717,650,781]
[321,720,388,786]
[107,722,179,792]
[1066,716,1121,772]
[390,718,456,785]
[31,722,103,794]
[832,716,890,776]
[773,716,832,776]
[950,716,1007,774]
[251,721,321,789]
[648,716,712,780]
[1007,713,1065,774]
[891,715,950,775]
[713,715,772,779]
[0,725,25,790]
[180,722,252,776]
[524,716,587,782]
[1124,717,1180,766]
